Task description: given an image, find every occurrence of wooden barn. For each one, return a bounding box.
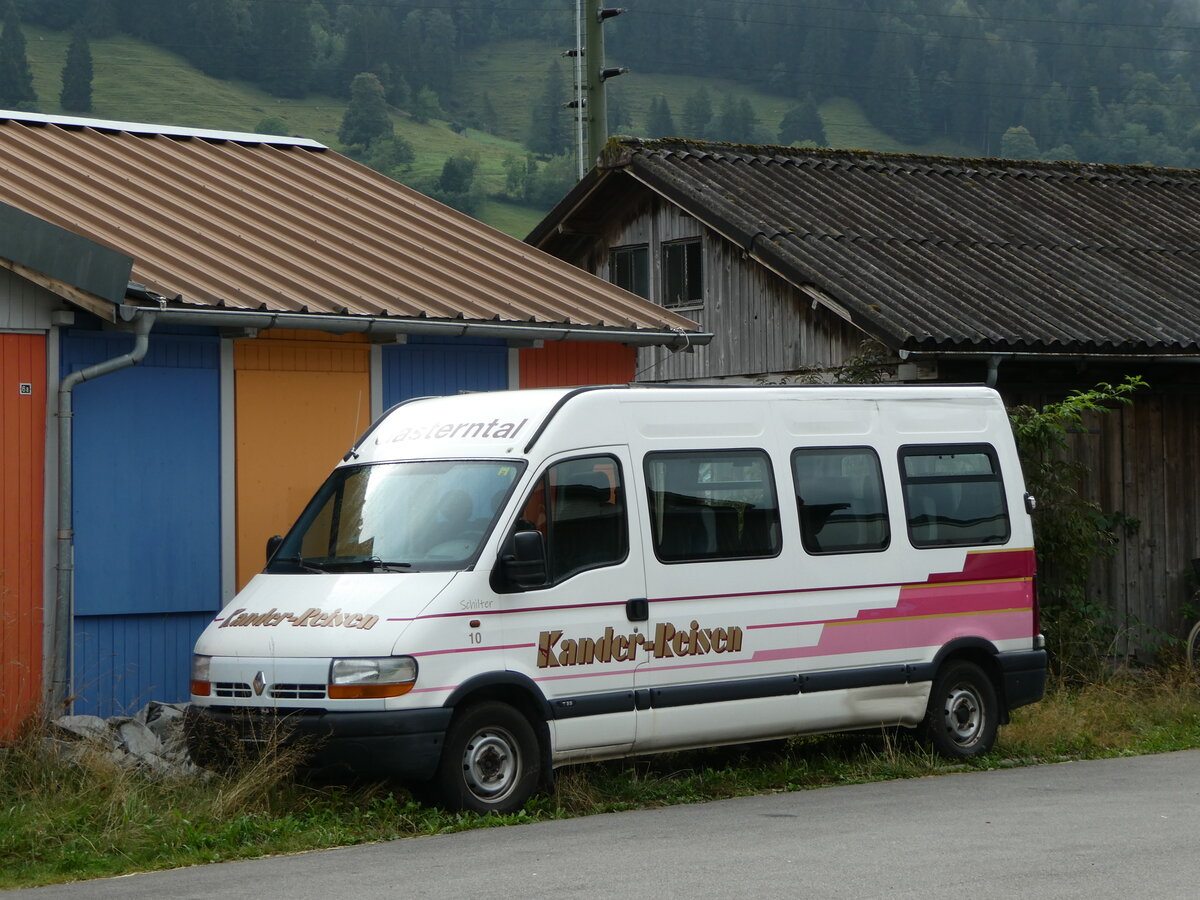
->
[0,113,709,732]
[528,137,1200,653]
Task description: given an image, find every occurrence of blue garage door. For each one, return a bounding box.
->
[382,336,508,406]
[62,326,221,717]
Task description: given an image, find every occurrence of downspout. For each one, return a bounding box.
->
[986,355,1003,388]
[49,311,156,715]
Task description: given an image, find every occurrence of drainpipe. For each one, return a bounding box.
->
[49,311,156,716]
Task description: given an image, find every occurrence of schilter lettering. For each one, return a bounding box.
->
[536,621,743,669]
[382,418,529,444]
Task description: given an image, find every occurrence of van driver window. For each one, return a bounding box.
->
[900,444,1010,548]
[792,447,890,554]
[644,450,781,563]
[516,456,628,584]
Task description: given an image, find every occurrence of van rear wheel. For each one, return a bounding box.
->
[922,660,998,759]
[433,701,540,814]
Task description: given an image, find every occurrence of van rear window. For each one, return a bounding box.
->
[899,444,1009,548]
[645,450,781,563]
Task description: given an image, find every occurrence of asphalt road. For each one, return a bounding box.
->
[13,750,1200,899]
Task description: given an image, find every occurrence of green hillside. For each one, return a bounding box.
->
[18,28,968,238]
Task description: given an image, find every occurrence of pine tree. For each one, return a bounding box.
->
[249,0,314,97]
[59,26,93,113]
[646,95,676,138]
[528,61,567,157]
[0,2,37,110]
[338,73,393,148]
[682,88,713,137]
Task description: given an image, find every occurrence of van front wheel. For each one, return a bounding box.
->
[434,701,540,814]
[922,660,998,759]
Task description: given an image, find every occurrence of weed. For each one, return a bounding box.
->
[5,668,1200,889]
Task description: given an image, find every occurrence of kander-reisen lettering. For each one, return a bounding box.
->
[537,621,743,668]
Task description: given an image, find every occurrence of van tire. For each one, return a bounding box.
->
[921,660,998,759]
[433,701,540,814]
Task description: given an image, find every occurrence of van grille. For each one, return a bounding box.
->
[270,684,327,700]
[213,682,327,700]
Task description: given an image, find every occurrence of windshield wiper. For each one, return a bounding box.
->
[317,557,414,573]
[273,556,327,574]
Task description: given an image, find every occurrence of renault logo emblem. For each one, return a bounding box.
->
[252,671,267,696]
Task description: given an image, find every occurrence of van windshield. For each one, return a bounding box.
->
[269,460,526,573]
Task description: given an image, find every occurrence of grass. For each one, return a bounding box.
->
[18,27,976,240]
[4,667,1200,890]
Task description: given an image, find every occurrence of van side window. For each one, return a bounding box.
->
[900,444,1010,548]
[517,456,628,583]
[645,450,781,563]
[792,447,890,554]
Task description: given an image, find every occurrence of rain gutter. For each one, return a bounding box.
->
[118,304,711,350]
[896,349,1200,389]
[50,311,156,715]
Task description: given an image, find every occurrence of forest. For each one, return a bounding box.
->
[6,1,1200,207]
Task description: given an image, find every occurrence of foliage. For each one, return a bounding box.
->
[528,59,568,157]
[1000,126,1040,160]
[6,667,1200,889]
[759,340,893,385]
[58,25,91,113]
[338,72,392,149]
[1007,377,1147,673]
[0,1,36,109]
[779,95,826,146]
[421,151,486,216]
[646,95,676,138]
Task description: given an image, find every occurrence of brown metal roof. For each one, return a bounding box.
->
[0,113,706,345]
[529,137,1200,355]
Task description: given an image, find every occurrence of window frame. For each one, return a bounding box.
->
[643,447,782,565]
[661,237,704,309]
[898,442,1011,549]
[791,445,891,556]
[608,243,650,300]
[507,453,630,589]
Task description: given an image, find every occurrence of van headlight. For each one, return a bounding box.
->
[328,656,417,699]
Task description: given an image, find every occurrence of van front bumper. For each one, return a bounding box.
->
[184,704,452,782]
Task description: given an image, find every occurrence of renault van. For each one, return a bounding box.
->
[186,385,1046,812]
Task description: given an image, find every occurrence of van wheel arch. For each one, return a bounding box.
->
[930,639,1007,722]
[441,672,554,793]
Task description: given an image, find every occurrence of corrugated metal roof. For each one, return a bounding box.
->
[0,113,705,344]
[531,137,1200,354]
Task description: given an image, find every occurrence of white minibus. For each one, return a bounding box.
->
[186,385,1046,812]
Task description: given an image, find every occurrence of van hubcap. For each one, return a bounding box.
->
[945,686,983,744]
[462,728,519,800]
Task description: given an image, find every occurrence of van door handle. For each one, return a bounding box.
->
[626,598,648,622]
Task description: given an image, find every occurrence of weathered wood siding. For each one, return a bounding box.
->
[579,202,863,382]
[1005,382,1200,654]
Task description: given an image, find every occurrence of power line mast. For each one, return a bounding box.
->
[583,2,627,173]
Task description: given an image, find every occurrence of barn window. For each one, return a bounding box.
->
[609,244,649,299]
[662,238,703,308]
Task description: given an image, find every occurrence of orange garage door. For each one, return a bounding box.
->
[234,331,371,589]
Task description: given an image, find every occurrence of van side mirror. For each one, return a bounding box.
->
[266,534,284,564]
[501,530,547,589]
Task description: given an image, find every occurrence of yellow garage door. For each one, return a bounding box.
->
[234,330,371,589]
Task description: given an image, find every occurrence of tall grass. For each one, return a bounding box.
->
[5,668,1200,889]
